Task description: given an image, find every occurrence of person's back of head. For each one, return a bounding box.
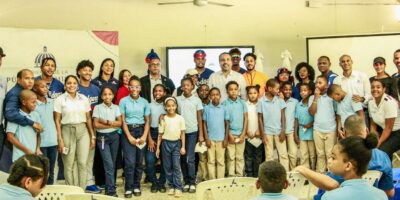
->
[257,161,287,193]
[344,114,367,138]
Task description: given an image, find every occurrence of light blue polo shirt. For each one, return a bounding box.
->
[6,110,41,161]
[149,101,166,128]
[309,94,337,133]
[0,184,35,200]
[295,100,314,141]
[257,95,287,135]
[285,97,298,134]
[93,103,121,133]
[335,93,363,126]
[177,95,203,134]
[251,193,298,200]
[223,97,248,136]
[203,103,229,141]
[119,96,150,125]
[321,179,387,200]
[35,98,58,147]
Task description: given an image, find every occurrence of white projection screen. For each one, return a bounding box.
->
[307,33,400,77]
[167,46,254,86]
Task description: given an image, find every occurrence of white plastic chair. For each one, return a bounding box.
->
[0,171,9,184]
[65,193,124,200]
[362,170,382,186]
[36,185,84,200]
[283,172,310,200]
[196,177,260,200]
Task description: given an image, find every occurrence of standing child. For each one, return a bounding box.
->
[6,89,42,161]
[33,80,58,185]
[294,83,315,169]
[156,97,186,198]
[244,85,263,177]
[196,83,210,182]
[147,84,167,193]
[223,81,248,177]
[119,76,150,198]
[92,87,122,197]
[281,81,299,170]
[203,87,229,179]
[176,77,203,193]
[309,75,337,173]
[257,79,289,171]
[327,84,364,139]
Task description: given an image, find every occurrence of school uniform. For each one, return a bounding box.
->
[159,114,186,190]
[6,110,40,162]
[257,95,289,171]
[35,76,64,99]
[309,94,337,173]
[222,97,247,177]
[92,103,121,195]
[198,101,210,182]
[336,92,363,127]
[119,96,150,191]
[321,179,387,200]
[284,97,299,170]
[295,100,315,169]
[251,193,298,200]
[91,76,120,95]
[0,184,35,200]
[176,95,203,186]
[35,98,58,184]
[203,103,229,179]
[54,92,91,188]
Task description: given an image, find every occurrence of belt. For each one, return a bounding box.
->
[150,127,158,130]
[128,124,144,128]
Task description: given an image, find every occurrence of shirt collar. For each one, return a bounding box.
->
[150,75,161,81]
[227,97,239,103]
[102,102,113,108]
[19,109,30,117]
[211,102,221,108]
[129,96,141,102]
[263,95,276,102]
[340,179,369,187]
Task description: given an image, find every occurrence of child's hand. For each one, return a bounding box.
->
[303,123,313,129]
[314,88,321,97]
[222,140,228,148]
[148,138,156,152]
[262,136,268,145]
[159,115,165,124]
[206,139,211,148]
[239,134,245,143]
[33,122,44,133]
[35,149,42,155]
[128,137,137,145]
[180,147,186,155]
[228,135,235,144]
[248,131,255,139]
[294,134,300,145]
[279,133,286,143]
[337,128,345,139]
[198,135,204,143]
[156,148,160,158]
[58,140,64,154]
[90,138,96,149]
[138,136,146,145]
[278,92,284,99]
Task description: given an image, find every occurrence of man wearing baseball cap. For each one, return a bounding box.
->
[229,48,246,74]
[194,50,214,85]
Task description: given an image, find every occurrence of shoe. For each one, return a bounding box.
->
[144,176,150,183]
[168,188,175,195]
[133,188,141,196]
[175,189,182,197]
[106,193,118,197]
[85,185,101,194]
[159,185,167,193]
[98,185,105,191]
[151,184,158,193]
[124,190,133,198]
[189,185,196,193]
[182,185,190,193]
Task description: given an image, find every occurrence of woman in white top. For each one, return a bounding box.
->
[369,79,400,160]
[54,75,95,188]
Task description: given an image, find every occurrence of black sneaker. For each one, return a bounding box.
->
[159,185,167,193]
[133,188,142,196]
[151,184,158,193]
[144,176,150,183]
[124,190,133,198]
[106,192,118,197]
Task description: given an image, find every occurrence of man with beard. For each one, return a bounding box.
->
[391,49,400,101]
[229,48,246,74]
[317,56,337,87]
[194,50,214,85]
[35,57,64,99]
[242,53,268,97]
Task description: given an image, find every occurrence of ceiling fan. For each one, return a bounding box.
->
[158,0,233,7]
[306,0,400,7]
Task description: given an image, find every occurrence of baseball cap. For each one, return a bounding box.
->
[373,57,386,65]
[194,50,206,58]
[186,68,199,76]
[0,47,6,57]
[277,67,292,75]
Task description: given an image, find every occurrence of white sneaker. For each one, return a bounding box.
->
[183,185,190,192]
[168,188,175,195]
[189,185,196,193]
[175,189,182,197]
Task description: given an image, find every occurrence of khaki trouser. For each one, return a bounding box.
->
[286,133,298,170]
[61,123,90,188]
[299,140,316,170]
[198,152,208,181]
[264,134,289,171]
[226,141,245,177]
[86,147,95,186]
[313,130,337,173]
[207,141,226,179]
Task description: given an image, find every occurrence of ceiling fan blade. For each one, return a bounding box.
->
[208,1,233,7]
[158,1,193,5]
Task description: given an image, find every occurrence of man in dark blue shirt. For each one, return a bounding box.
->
[35,57,64,99]
[193,50,214,85]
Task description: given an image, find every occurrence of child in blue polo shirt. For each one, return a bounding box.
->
[257,79,288,171]
[119,76,150,198]
[294,83,315,169]
[203,87,229,180]
[223,81,248,177]
[176,77,203,193]
[309,75,337,173]
[281,81,299,170]
[33,80,58,185]
[6,89,41,162]
[327,84,364,139]
[197,83,210,182]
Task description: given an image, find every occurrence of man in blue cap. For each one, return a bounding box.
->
[194,50,214,85]
[140,49,175,103]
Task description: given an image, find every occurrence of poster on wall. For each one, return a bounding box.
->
[0,27,119,90]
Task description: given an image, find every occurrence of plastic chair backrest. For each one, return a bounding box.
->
[36,185,84,200]
[65,193,124,200]
[362,170,382,186]
[196,177,260,200]
[283,172,310,200]
[0,171,9,184]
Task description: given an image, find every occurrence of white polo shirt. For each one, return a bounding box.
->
[54,92,91,125]
[246,100,258,134]
[368,93,400,131]
[333,70,371,106]
[208,70,247,102]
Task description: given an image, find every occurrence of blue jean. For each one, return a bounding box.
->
[122,126,144,190]
[162,140,182,190]
[40,145,58,184]
[145,128,166,186]
[181,131,197,185]
[96,131,119,194]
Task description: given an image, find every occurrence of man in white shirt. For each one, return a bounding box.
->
[208,52,246,101]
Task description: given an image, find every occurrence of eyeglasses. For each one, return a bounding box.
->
[128,86,141,90]
[149,63,160,67]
